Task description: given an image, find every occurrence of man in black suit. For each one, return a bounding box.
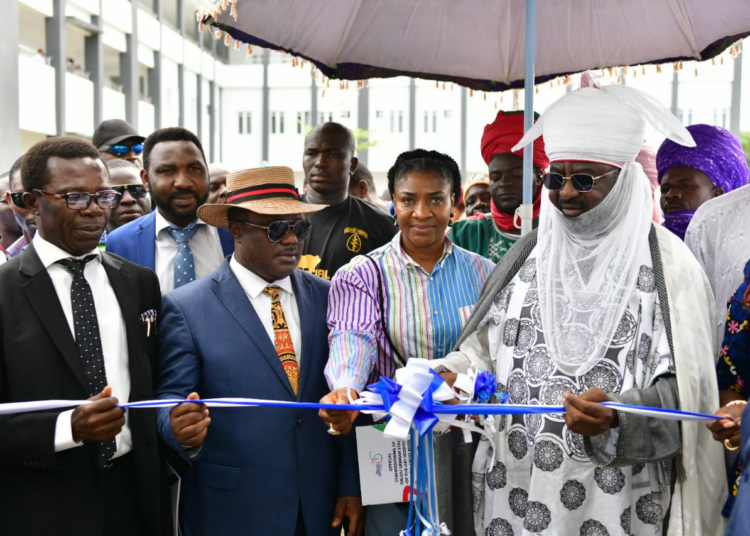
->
[0,137,164,536]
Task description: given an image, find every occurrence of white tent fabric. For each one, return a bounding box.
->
[206,0,750,88]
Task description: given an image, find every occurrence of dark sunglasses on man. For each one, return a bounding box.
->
[543,168,618,193]
[102,143,144,157]
[33,189,121,210]
[5,191,26,209]
[241,220,313,242]
[111,183,148,199]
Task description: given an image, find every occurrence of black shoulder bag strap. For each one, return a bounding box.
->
[364,254,406,369]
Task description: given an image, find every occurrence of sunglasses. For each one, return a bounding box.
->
[241,220,313,242]
[5,191,26,209]
[104,143,144,157]
[543,168,619,193]
[111,184,148,199]
[34,189,121,210]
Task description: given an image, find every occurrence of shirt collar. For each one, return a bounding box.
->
[393,232,454,269]
[155,210,207,238]
[229,255,295,300]
[32,232,101,269]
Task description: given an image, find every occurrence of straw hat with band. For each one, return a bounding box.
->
[198,166,327,228]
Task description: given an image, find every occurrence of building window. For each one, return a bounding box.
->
[376,110,384,119]
[390,111,395,133]
[432,111,437,133]
[319,112,325,124]
[341,111,351,119]
[246,112,251,134]
[722,109,728,129]
[297,112,302,134]
[271,112,277,134]
[304,111,310,126]
[328,112,333,123]
[444,110,452,118]
[280,112,285,134]
[398,111,404,133]
[238,112,243,134]
[424,111,429,133]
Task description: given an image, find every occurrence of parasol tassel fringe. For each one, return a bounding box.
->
[247,44,253,56]
[233,39,240,51]
[224,33,231,47]
[198,20,204,32]
[214,30,222,40]
[656,64,662,73]
[230,0,238,21]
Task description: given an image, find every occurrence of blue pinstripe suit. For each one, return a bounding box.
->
[155,260,359,536]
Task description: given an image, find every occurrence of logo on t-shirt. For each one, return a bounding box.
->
[344,227,369,253]
[297,254,329,279]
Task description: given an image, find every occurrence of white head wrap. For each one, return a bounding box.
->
[513,82,694,375]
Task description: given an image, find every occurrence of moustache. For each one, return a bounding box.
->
[168,189,201,202]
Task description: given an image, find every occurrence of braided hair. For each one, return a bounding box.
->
[387,149,462,200]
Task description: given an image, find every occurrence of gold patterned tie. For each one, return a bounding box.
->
[263,286,299,396]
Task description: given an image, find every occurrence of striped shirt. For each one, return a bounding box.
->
[325,233,494,391]
[6,235,29,259]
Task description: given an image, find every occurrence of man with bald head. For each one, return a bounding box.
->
[207,163,230,205]
[0,172,22,260]
[299,122,395,279]
[348,162,389,212]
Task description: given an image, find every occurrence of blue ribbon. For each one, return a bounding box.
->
[473,371,497,404]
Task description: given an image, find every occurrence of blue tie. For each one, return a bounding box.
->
[167,225,199,288]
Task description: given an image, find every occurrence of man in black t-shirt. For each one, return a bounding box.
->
[299,122,396,280]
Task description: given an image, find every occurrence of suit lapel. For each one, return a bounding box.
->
[19,246,88,393]
[291,271,315,401]
[137,213,156,271]
[212,264,296,398]
[101,253,150,399]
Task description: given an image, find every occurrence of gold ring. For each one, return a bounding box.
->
[328,423,341,436]
[724,438,740,451]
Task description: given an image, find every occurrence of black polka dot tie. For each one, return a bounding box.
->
[57,255,116,468]
[166,226,199,289]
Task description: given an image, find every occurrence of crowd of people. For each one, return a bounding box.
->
[0,75,749,536]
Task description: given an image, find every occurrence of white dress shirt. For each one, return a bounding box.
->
[229,255,302,365]
[33,233,132,457]
[154,210,225,294]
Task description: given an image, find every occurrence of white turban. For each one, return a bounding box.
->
[513,83,694,166]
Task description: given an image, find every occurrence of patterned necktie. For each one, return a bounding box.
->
[57,255,116,468]
[166,225,199,289]
[262,286,299,396]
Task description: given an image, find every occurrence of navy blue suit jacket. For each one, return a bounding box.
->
[155,261,359,536]
[106,211,234,270]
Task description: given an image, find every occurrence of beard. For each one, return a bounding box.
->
[150,185,209,223]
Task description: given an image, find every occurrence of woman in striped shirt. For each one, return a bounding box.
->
[319,149,494,536]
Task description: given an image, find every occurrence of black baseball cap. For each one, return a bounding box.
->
[92,119,145,149]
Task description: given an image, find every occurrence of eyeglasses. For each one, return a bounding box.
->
[240,220,313,242]
[5,191,26,209]
[34,189,122,210]
[104,143,144,157]
[543,168,619,193]
[111,184,148,199]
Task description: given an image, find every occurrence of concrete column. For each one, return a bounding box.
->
[177,0,185,127]
[84,2,103,128]
[670,70,679,117]
[460,86,468,178]
[408,78,416,150]
[209,38,217,160]
[46,0,67,136]
[730,50,743,139]
[196,30,203,137]
[120,0,139,129]
[261,49,269,162]
[357,85,370,165]
[150,0,163,129]
[311,74,318,128]
[0,0,21,170]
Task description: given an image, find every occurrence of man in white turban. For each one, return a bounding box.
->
[431,78,726,535]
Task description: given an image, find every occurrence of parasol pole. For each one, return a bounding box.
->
[520,0,536,236]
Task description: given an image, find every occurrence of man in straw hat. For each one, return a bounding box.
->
[154,166,363,536]
[430,76,725,535]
